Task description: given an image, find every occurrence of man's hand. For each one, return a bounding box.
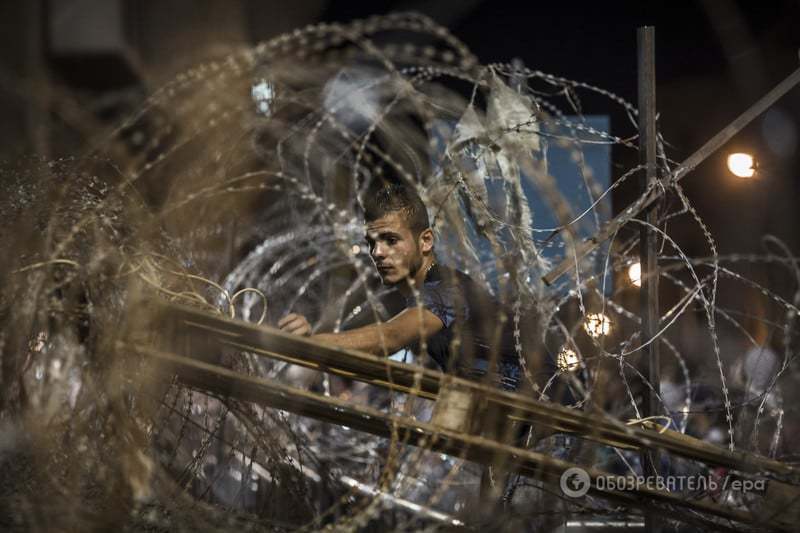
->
[278,307,443,356]
[278,313,312,336]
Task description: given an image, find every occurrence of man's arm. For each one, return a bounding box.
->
[278,308,444,356]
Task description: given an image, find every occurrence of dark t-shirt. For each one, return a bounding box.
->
[403,264,522,391]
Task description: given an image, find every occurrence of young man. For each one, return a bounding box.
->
[278,182,521,391]
[280,182,542,511]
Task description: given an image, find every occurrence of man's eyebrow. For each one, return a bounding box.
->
[364,230,402,242]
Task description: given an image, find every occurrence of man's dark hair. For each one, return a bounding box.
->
[363,182,430,236]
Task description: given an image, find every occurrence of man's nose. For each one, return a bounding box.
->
[372,242,387,259]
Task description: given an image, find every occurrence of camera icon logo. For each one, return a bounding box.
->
[560,467,591,498]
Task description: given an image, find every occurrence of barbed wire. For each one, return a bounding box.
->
[0,12,797,532]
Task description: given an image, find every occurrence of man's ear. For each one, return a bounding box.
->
[419,228,434,253]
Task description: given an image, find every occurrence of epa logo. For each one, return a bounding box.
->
[560,467,591,498]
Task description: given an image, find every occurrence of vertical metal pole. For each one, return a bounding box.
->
[637,25,661,531]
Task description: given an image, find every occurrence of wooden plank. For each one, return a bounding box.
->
[133,345,794,533]
[126,299,800,481]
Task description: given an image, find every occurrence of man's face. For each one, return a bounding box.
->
[365,212,423,285]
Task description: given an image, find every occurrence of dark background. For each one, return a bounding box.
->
[1,0,799,258]
[0,0,798,455]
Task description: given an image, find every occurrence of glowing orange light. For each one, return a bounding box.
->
[584,313,612,337]
[557,346,580,372]
[727,153,756,178]
[628,262,642,287]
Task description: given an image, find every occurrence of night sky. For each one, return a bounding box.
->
[319,1,800,157]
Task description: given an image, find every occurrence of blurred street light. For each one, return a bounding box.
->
[584,312,611,337]
[251,79,275,116]
[727,152,756,178]
[557,346,580,372]
[628,261,642,287]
